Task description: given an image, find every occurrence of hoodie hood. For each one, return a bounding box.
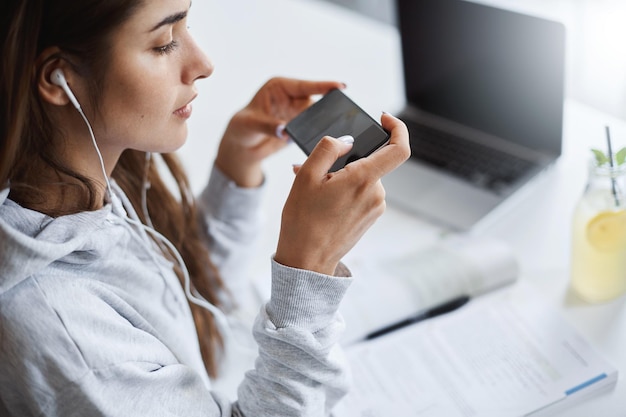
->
[0,187,121,294]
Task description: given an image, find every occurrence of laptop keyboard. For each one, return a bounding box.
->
[405,121,534,192]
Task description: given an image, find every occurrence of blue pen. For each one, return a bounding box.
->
[365,295,470,340]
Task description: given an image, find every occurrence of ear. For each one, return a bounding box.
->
[36,47,78,107]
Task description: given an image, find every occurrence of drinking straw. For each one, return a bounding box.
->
[606,126,620,207]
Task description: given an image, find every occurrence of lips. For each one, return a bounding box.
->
[174,94,197,119]
[174,102,193,119]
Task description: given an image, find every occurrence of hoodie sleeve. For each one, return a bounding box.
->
[237,259,353,416]
[197,165,265,298]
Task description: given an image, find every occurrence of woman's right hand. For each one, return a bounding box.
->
[275,112,410,276]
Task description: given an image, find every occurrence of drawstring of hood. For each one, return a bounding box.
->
[110,181,234,348]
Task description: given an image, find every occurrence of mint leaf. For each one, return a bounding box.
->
[591,148,609,166]
[616,147,626,165]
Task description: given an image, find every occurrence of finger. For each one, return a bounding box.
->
[355,112,411,179]
[276,124,288,140]
[277,78,346,99]
[238,110,289,142]
[298,135,354,178]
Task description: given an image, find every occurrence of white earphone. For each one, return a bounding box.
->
[50,68,81,110]
[49,68,113,199]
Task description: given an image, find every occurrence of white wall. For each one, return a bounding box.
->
[309,0,626,120]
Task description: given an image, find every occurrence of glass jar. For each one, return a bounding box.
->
[570,159,626,303]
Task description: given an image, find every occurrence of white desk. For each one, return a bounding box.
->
[182,1,626,415]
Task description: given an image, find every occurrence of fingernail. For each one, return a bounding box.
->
[341,82,347,89]
[276,124,286,139]
[382,111,394,117]
[337,135,354,145]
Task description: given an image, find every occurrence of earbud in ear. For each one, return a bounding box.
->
[51,68,81,110]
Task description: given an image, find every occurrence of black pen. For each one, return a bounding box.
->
[364,295,471,340]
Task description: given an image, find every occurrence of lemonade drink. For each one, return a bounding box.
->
[571,184,626,303]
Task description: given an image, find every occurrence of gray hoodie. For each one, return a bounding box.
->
[0,166,352,416]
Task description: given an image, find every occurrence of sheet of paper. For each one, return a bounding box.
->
[333,283,618,417]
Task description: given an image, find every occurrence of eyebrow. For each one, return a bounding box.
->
[150,10,188,32]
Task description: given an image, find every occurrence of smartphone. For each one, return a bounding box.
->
[285,89,389,172]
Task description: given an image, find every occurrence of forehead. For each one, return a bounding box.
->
[118,0,191,34]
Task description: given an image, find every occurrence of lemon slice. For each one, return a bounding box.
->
[586,210,626,251]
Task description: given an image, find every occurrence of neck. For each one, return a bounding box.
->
[12,135,118,216]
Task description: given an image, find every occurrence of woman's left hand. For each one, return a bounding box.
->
[215,77,345,187]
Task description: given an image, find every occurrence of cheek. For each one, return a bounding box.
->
[115,77,170,120]
[101,75,174,140]
[96,51,186,152]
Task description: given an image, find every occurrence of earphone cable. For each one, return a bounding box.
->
[78,107,113,202]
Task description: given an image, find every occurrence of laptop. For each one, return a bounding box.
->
[383,0,566,230]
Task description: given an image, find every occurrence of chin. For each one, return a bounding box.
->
[158,128,189,153]
[172,131,189,151]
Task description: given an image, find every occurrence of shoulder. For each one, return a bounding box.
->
[0,274,227,417]
[0,273,178,374]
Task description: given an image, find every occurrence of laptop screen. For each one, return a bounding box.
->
[397,0,565,156]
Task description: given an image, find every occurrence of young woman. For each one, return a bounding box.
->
[0,0,410,415]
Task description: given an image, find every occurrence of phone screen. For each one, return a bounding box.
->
[286,89,389,172]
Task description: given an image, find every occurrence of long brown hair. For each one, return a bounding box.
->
[0,0,226,377]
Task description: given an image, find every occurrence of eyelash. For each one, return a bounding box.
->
[154,40,179,55]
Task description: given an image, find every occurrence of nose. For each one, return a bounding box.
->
[183,33,214,84]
